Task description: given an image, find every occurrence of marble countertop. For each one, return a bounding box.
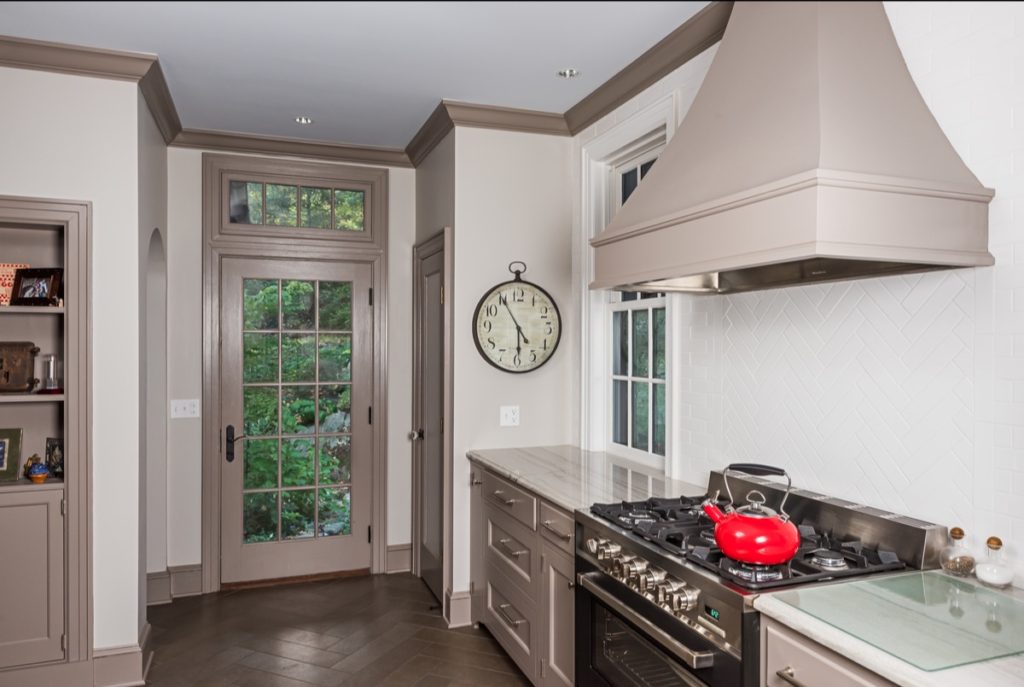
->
[756,573,1024,687]
[466,445,706,513]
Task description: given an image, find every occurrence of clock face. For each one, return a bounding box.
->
[473,279,561,373]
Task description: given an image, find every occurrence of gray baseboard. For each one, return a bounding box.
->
[146,564,202,606]
[93,643,145,687]
[445,588,473,629]
[146,570,171,606]
[385,544,412,574]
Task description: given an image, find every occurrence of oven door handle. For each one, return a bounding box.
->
[578,573,715,670]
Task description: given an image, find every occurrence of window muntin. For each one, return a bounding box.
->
[229,180,366,232]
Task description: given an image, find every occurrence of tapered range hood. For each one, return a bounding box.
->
[591,1,994,294]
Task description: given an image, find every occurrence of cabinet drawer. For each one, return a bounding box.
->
[485,507,536,597]
[485,564,537,681]
[538,501,574,556]
[765,620,897,687]
[482,470,537,531]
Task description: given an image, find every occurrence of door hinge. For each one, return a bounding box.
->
[368,406,372,425]
[441,416,444,434]
[440,285,444,305]
[368,526,372,543]
[469,581,475,595]
[60,499,66,517]
[369,287,374,306]
[61,633,66,653]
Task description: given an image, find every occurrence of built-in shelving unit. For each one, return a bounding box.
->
[0,305,65,315]
[0,394,66,404]
[0,478,65,494]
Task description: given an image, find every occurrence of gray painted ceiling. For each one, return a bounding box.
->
[0,1,707,148]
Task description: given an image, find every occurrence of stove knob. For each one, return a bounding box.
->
[671,584,701,614]
[611,555,636,580]
[584,537,605,555]
[638,566,666,593]
[624,559,649,590]
[597,542,622,561]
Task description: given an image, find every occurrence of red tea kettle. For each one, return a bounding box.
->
[702,464,800,566]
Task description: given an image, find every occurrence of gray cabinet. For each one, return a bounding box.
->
[762,618,897,687]
[471,465,575,687]
[0,488,64,669]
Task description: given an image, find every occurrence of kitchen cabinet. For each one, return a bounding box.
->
[471,465,575,687]
[762,617,897,687]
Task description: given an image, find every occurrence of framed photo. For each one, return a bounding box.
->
[0,428,23,481]
[45,437,64,480]
[10,268,62,306]
[0,263,30,306]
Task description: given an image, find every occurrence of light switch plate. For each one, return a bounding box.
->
[171,399,200,419]
[499,405,520,427]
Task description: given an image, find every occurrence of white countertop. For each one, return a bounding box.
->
[756,573,1024,687]
[466,444,706,513]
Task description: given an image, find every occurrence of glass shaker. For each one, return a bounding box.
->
[939,527,976,577]
[975,536,1014,588]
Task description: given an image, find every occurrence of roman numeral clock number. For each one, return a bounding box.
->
[472,261,561,374]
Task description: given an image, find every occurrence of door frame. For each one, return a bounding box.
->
[201,154,390,592]
[411,227,454,605]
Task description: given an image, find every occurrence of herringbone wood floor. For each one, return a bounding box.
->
[146,573,530,686]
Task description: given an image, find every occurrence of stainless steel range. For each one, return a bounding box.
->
[574,469,946,687]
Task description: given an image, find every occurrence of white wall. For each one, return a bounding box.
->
[451,127,574,591]
[577,2,1024,584]
[415,130,455,242]
[163,148,417,567]
[0,67,142,648]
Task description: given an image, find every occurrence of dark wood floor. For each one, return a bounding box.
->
[146,573,530,687]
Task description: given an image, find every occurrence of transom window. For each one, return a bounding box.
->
[229,180,365,232]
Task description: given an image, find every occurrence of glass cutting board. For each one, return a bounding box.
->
[771,571,1024,671]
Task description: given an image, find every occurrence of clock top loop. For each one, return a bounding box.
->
[508,261,527,282]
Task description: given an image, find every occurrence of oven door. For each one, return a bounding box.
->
[575,560,742,687]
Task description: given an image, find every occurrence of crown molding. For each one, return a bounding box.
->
[406,102,455,168]
[171,128,412,168]
[139,61,183,144]
[0,33,154,80]
[564,1,733,135]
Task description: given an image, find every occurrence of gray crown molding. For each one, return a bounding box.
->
[139,60,183,143]
[564,1,733,135]
[0,34,153,80]
[406,102,460,167]
[173,128,412,167]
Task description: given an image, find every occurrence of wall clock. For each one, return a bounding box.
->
[472,262,561,373]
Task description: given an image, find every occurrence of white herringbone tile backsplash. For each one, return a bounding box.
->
[672,2,1024,582]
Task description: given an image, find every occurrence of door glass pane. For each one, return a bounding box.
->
[632,310,649,377]
[612,380,628,446]
[653,307,666,380]
[244,439,278,489]
[300,187,332,229]
[243,333,279,383]
[319,487,351,536]
[244,492,278,543]
[632,382,649,451]
[281,438,315,487]
[266,184,298,226]
[243,279,278,330]
[281,334,315,382]
[319,334,351,382]
[282,386,316,434]
[282,280,315,330]
[334,190,365,231]
[229,181,263,224]
[244,387,279,436]
[613,312,628,376]
[318,384,352,433]
[319,435,351,485]
[282,490,315,539]
[653,383,666,457]
[319,281,352,331]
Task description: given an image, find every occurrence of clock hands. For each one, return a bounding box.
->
[501,299,530,353]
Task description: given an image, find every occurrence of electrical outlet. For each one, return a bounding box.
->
[499,405,520,427]
[171,399,200,419]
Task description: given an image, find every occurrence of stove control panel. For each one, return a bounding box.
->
[585,537,700,615]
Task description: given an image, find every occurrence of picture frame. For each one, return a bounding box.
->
[0,263,30,306]
[0,428,23,481]
[10,267,62,306]
[45,437,64,480]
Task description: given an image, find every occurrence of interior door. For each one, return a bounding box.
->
[415,246,446,602]
[220,256,372,583]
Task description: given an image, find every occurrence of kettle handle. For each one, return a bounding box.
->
[723,464,793,519]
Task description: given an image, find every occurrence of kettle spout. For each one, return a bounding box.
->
[702,500,726,524]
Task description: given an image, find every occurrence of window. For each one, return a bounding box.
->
[609,155,667,459]
[228,180,365,232]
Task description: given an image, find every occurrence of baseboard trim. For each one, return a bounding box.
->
[168,563,203,598]
[93,641,145,687]
[445,588,473,629]
[385,544,412,574]
[146,570,171,606]
[139,622,154,682]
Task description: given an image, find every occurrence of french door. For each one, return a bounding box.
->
[219,256,372,583]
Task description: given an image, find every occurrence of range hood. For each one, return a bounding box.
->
[591,1,994,294]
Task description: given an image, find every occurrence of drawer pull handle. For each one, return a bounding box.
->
[497,538,527,559]
[776,667,809,687]
[542,520,572,542]
[497,603,524,628]
[492,489,518,506]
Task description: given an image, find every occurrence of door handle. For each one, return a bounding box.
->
[225,424,246,463]
[408,429,424,441]
[775,667,809,687]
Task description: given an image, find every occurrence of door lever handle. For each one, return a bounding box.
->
[408,429,424,441]
[225,424,246,463]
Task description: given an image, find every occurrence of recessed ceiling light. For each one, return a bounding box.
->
[295,116,314,125]
[556,68,580,79]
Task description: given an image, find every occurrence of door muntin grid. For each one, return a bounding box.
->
[241,278,353,543]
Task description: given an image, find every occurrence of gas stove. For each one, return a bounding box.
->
[574,470,947,687]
